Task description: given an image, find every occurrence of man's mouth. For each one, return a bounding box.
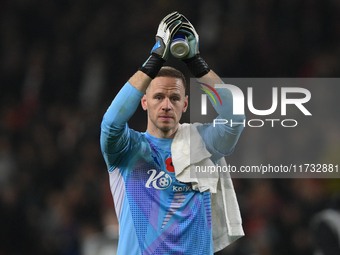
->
[159,116,173,121]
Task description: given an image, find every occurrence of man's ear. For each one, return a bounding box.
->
[141,94,147,111]
[183,95,188,113]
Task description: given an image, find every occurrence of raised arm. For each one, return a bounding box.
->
[100,12,183,168]
[197,70,245,161]
[178,15,245,161]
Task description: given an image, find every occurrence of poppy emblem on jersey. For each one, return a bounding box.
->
[165,157,175,172]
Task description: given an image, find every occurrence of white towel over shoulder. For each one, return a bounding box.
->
[171,123,244,253]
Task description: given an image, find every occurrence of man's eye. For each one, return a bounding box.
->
[155,96,162,100]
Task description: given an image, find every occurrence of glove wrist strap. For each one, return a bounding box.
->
[139,53,165,79]
[183,55,210,78]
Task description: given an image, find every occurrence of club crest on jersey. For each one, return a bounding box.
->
[145,169,172,190]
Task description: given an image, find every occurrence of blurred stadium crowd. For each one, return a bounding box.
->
[1,0,340,254]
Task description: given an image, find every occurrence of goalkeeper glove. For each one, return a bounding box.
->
[139,11,182,79]
[178,15,210,78]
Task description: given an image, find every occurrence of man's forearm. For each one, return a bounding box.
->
[199,69,221,80]
[196,70,246,158]
[198,70,245,126]
[128,70,152,93]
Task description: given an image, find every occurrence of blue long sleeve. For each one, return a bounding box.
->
[100,82,144,156]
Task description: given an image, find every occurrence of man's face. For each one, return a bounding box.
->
[141,76,188,138]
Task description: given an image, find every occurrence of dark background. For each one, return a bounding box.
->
[1,0,340,254]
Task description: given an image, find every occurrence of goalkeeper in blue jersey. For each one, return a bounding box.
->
[100,12,245,254]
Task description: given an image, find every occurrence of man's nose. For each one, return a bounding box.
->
[162,98,172,111]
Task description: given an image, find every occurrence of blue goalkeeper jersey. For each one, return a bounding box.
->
[100,82,244,254]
